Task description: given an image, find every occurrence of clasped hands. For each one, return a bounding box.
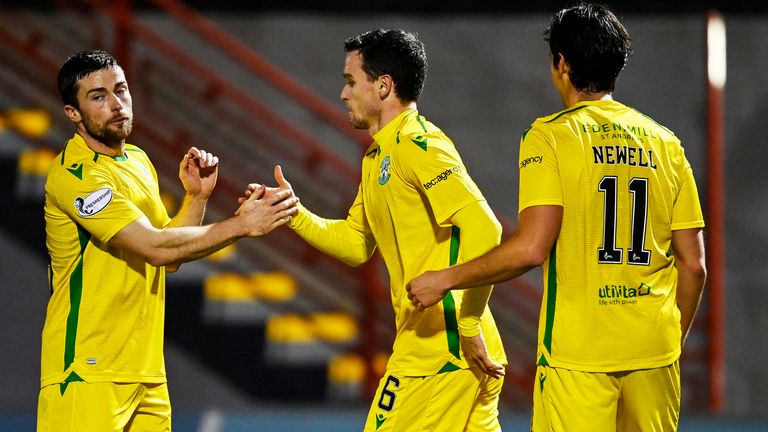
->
[234,165,300,236]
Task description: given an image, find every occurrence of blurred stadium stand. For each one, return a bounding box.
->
[1,1,768,431]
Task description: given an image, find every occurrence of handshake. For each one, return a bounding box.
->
[233,165,301,237]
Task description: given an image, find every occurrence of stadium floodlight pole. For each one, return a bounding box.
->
[705,9,726,414]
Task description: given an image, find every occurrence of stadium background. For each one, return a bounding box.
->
[0,0,767,430]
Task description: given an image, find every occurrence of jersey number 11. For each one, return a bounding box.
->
[598,176,651,266]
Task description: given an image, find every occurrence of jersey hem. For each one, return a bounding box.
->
[539,350,680,373]
[519,200,563,214]
[671,221,705,231]
[41,372,167,388]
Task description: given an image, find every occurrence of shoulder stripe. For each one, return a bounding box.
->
[523,106,590,142]
[521,125,533,141]
[415,115,428,133]
[543,105,590,124]
[629,107,675,136]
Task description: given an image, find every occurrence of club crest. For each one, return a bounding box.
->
[379,155,392,185]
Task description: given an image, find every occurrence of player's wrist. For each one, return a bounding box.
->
[183,190,211,202]
[458,321,482,338]
[286,202,306,229]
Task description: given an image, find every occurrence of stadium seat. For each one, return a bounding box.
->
[5,108,52,138]
[266,313,315,343]
[310,311,359,344]
[249,271,297,302]
[327,352,365,400]
[203,272,253,302]
[15,147,56,199]
[204,242,237,263]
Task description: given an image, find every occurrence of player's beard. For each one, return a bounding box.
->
[348,106,377,130]
[81,111,133,148]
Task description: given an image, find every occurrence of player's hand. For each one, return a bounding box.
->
[179,147,219,199]
[406,270,449,310]
[235,186,299,236]
[238,165,296,204]
[461,333,505,379]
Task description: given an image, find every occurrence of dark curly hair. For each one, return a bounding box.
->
[58,50,121,108]
[344,29,427,102]
[544,3,632,93]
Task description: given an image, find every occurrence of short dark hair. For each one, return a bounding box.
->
[57,50,122,107]
[544,3,632,93]
[344,29,427,102]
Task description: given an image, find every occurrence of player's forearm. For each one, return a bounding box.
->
[164,194,209,272]
[109,215,245,267]
[145,217,245,266]
[167,193,208,228]
[448,205,561,292]
[447,237,537,291]
[677,260,707,347]
[670,228,707,347]
[288,203,375,266]
[453,202,502,337]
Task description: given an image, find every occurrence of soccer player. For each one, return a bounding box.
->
[244,29,507,431]
[407,4,707,431]
[39,50,298,431]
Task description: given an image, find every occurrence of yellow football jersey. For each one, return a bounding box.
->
[519,100,704,372]
[360,109,506,376]
[42,134,171,388]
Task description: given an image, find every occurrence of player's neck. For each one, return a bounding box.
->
[77,130,126,158]
[369,101,417,137]
[566,91,613,108]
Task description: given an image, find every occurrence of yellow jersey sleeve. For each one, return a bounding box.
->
[519,126,564,211]
[394,131,483,225]
[287,191,377,267]
[50,161,144,243]
[671,165,705,230]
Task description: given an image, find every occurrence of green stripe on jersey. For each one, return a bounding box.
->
[543,105,589,124]
[442,293,461,360]
[449,226,460,266]
[415,115,428,132]
[542,244,558,355]
[442,226,462,360]
[63,224,90,371]
[437,361,461,374]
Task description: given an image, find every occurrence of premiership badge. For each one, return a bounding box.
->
[74,187,113,217]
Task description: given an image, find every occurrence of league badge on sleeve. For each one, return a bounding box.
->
[74,187,113,217]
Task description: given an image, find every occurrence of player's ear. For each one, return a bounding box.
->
[63,104,81,123]
[555,53,570,74]
[378,74,393,100]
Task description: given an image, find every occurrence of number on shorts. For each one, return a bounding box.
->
[377,375,400,412]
